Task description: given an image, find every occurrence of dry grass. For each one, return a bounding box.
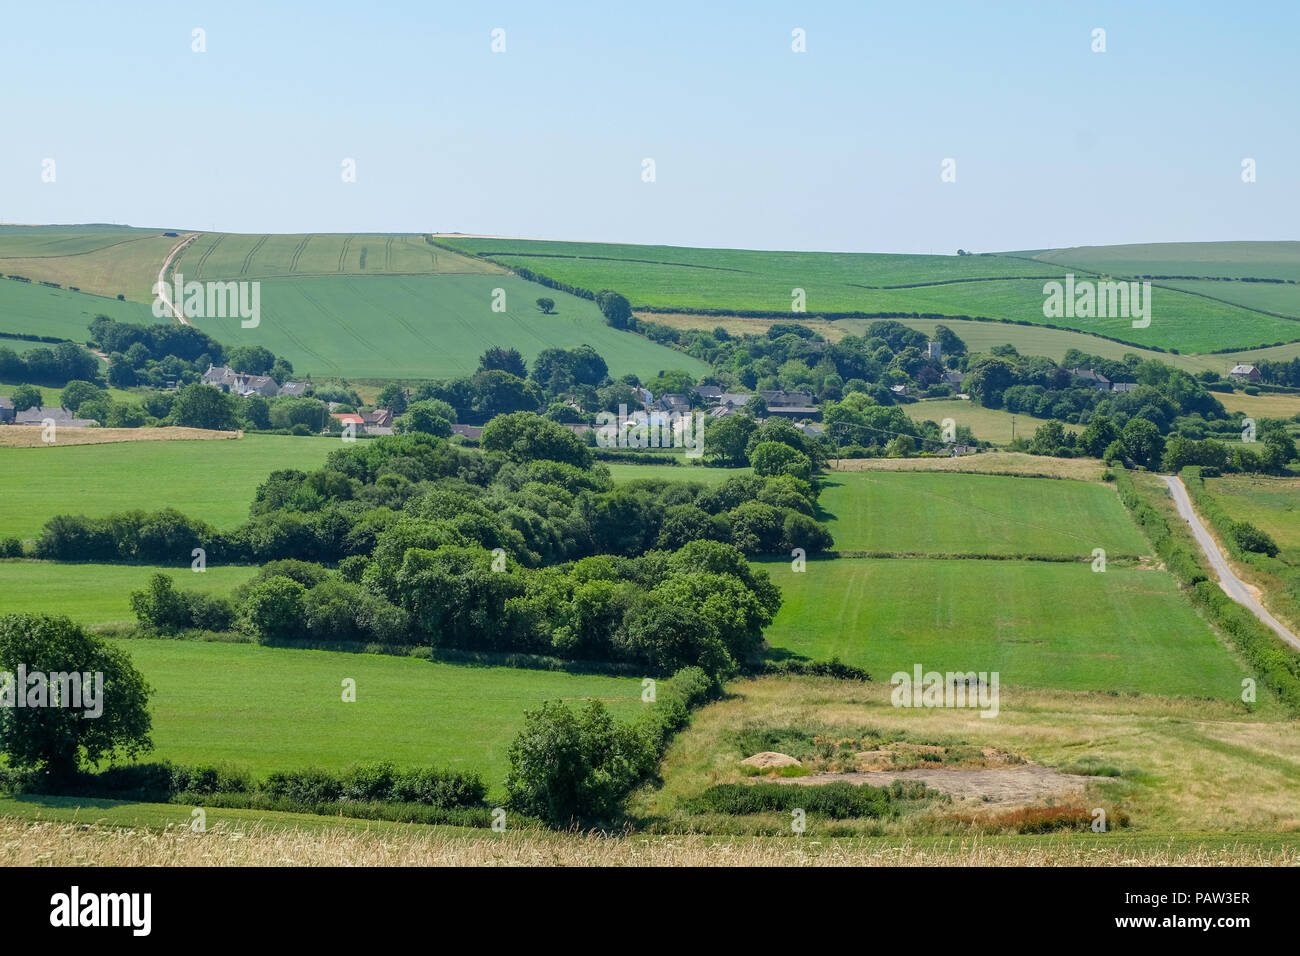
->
[829,452,1106,482]
[631,677,1300,835]
[1216,390,1300,421]
[0,426,240,447]
[4,819,1296,866]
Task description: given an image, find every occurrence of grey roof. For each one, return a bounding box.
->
[13,405,94,426]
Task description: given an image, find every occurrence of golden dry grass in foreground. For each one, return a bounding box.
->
[4,819,1297,867]
[0,426,240,447]
[829,452,1106,482]
[631,677,1300,835]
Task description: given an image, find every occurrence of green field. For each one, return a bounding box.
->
[104,639,644,790]
[758,557,1245,697]
[0,226,177,303]
[1160,279,1300,319]
[188,274,708,381]
[176,232,504,280]
[1024,241,1300,282]
[437,236,1300,353]
[0,276,154,341]
[0,378,138,407]
[0,562,257,625]
[604,462,750,484]
[817,472,1146,557]
[1201,475,1300,560]
[0,434,333,538]
[905,398,1078,445]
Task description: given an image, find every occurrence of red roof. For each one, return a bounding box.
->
[331,413,365,425]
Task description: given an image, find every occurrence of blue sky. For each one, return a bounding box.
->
[2,0,1295,253]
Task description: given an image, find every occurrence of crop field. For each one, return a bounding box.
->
[436,237,1298,353]
[1022,241,1300,282]
[187,274,707,381]
[0,380,140,408]
[0,275,154,341]
[175,233,505,281]
[0,562,258,625]
[817,472,1146,557]
[1159,279,1300,319]
[904,398,1077,445]
[1200,475,1300,558]
[0,434,333,538]
[0,228,181,303]
[104,639,644,790]
[756,557,1245,697]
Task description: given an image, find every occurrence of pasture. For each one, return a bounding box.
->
[0,434,333,538]
[756,557,1246,698]
[1024,241,1300,282]
[187,274,708,381]
[604,462,749,484]
[817,471,1146,557]
[103,639,645,790]
[0,562,257,625]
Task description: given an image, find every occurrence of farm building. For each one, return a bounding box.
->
[11,405,94,427]
[1229,364,1262,382]
[1067,368,1112,390]
[0,397,13,424]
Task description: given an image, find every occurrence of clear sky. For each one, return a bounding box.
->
[2,0,1295,253]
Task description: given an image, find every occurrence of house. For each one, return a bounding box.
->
[1229,364,1262,382]
[890,384,909,398]
[656,394,692,417]
[450,424,483,440]
[759,389,820,420]
[13,405,94,427]
[693,385,723,401]
[796,422,825,439]
[1110,382,1138,393]
[1068,368,1112,391]
[633,386,653,407]
[278,382,309,397]
[361,409,393,429]
[942,370,964,388]
[759,389,814,408]
[331,412,365,430]
[948,444,978,457]
[0,397,14,424]
[201,364,279,397]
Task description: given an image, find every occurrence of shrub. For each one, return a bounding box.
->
[1230,521,1279,557]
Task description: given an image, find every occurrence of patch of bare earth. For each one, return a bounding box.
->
[773,765,1090,808]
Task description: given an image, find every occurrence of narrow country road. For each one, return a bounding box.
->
[155,233,199,325]
[1160,475,1300,651]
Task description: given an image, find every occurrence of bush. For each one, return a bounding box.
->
[686,781,903,818]
[1230,521,1279,557]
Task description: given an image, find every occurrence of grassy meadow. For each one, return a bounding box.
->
[0,433,333,538]
[1200,475,1300,558]
[0,562,257,625]
[102,639,645,791]
[756,557,1244,697]
[817,471,1146,557]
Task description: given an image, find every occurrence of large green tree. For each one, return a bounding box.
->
[0,614,153,779]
